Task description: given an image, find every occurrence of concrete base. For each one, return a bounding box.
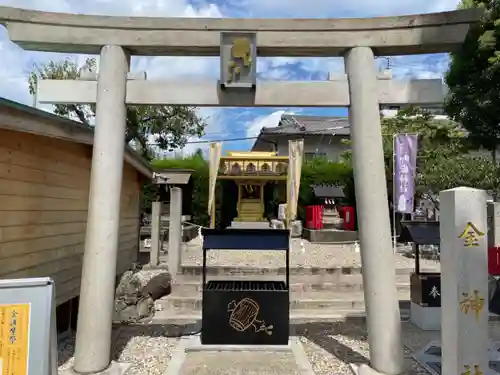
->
[413,340,500,375]
[349,364,387,375]
[303,228,358,243]
[163,336,315,375]
[410,302,441,331]
[70,361,132,375]
[186,337,293,352]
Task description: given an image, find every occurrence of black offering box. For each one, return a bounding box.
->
[400,221,441,307]
[200,228,290,345]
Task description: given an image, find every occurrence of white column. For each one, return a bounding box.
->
[440,187,488,375]
[150,201,162,266]
[168,187,182,278]
[345,47,404,375]
[73,45,129,374]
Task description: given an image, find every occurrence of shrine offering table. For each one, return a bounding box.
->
[200,228,290,345]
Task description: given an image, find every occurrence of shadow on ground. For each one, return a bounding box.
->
[295,319,370,366]
[58,318,431,373]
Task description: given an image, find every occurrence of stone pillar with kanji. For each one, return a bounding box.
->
[440,187,489,375]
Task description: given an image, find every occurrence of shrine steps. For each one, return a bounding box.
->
[155,289,411,311]
[151,267,422,324]
[179,265,434,277]
[151,308,412,325]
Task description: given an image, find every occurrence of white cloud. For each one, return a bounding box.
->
[228,0,460,17]
[246,110,287,137]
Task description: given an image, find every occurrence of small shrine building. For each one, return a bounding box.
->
[217,151,288,222]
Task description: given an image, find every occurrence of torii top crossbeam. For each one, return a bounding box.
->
[0,6,482,56]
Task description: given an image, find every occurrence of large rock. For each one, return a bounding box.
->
[141,272,172,301]
[114,268,171,323]
[115,270,142,304]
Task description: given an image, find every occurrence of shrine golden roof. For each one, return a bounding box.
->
[218,151,288,180]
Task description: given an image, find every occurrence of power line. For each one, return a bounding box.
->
[149,124,354,146]
[184,136,258,144]
[149,135,259,146]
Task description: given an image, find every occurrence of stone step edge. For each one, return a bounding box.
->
[150,311,500,324]
[172,274,412,283]
[172,281,411,288]
[150,310,412,324]
[158,295,411,303]
[156,299,411,310]
[180,265,434,275]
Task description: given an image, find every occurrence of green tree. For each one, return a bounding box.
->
[341,107,500,206]
[445,0,500,159]
[28,58,206,159]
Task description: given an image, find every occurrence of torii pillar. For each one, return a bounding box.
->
[345,47,404,375]
[73,45,130,373]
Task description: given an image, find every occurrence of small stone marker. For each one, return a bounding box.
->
[150,201,162,267]
[440,187,489,375]
[168,187,183,277]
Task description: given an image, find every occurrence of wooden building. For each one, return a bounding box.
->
[0,97,152,332]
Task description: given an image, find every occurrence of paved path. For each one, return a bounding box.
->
[180,351,301,375]
[168,338,310,375]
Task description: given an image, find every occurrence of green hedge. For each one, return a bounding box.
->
[143,155,355,227]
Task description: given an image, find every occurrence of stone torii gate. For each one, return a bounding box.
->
[0,7,481,375]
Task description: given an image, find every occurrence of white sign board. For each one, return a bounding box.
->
[0,278,58,375]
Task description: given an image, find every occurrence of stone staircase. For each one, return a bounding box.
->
[152,265,418,324]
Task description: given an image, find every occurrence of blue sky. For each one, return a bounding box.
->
[0,0,460,155]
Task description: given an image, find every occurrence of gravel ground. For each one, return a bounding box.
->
[296,320,500,375]
[58,321,500,374]
[178,237,440,271]
[296,321,429,375]
[58,325,180,375]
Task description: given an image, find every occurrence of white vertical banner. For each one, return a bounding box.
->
[290,139,304,222]
[208,142,222,216]
[287,140,303,222]
[286,140,294,222]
